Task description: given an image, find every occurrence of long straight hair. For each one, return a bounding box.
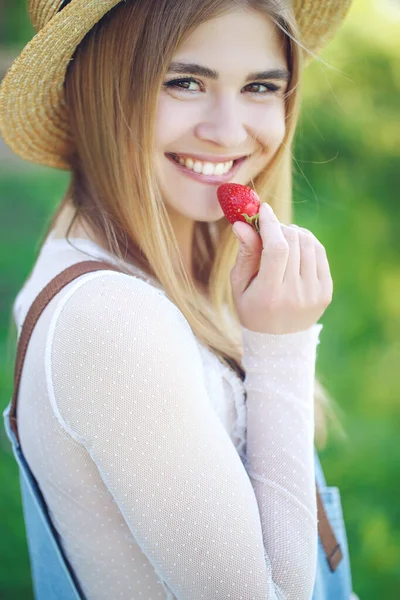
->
[39,0,338,447]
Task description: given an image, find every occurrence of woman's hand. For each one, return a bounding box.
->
[230,202,333,335]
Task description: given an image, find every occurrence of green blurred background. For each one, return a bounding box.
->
[0,0,399,598]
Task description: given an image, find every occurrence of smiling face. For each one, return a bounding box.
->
[154,8,289,226]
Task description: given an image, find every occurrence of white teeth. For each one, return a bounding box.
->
[201,162,215,176]
[213,163,225,175]
[172,154,235,176]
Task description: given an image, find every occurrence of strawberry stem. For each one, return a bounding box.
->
[242,212,260,235]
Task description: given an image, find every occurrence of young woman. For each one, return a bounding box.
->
[1,0,359,598]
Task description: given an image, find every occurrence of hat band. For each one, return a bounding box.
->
[59,0,73,11]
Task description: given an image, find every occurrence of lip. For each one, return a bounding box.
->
[170,152,251,162]
[165,153,248,184]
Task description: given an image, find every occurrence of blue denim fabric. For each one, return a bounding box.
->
[3,403,84,600]
[313,449,354,600]
[4,401,353,599]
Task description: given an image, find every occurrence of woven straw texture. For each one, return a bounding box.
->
[0,0,352,169]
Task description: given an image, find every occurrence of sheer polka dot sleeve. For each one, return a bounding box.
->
[48,271,321,599]
[241,323,323,599]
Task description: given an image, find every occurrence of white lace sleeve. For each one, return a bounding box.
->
[241,323,323,599]
[49,271,320,599]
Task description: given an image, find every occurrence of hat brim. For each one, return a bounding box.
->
[0,0,352,170]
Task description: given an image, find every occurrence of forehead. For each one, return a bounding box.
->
[174,9,287,72]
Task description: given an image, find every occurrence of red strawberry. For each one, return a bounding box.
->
[217,183,261,234]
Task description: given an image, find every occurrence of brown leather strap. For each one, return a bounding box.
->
[9,258,342,572]
[316,486,344,571]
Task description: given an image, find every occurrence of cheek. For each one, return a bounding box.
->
[273,109,286,146]
[154,97,190,148]
[255,103,286,151]
[247,105,286,178]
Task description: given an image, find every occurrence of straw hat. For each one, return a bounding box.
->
[0,0,352,170]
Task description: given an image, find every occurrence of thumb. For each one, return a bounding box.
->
[231,221,262,294]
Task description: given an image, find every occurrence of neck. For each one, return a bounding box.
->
[51,201,209,300]
[49,201,96,242]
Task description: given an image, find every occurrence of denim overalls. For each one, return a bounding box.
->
[312,450,354,600]
[3,398,353,600]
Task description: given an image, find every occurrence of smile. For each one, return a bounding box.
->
[165,153,248,184]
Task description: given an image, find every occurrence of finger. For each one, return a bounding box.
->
[293,226,331,284]
[230,222,263,296]
[282,225,300,281]
[314,242,333,297]
[298,231,317,282]
[258,203,289,286]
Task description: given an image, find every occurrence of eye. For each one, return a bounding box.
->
[163,77,202,92]
[163,77,282,95]
[245,82,281,94]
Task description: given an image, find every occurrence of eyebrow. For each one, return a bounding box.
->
[167,62,290,82]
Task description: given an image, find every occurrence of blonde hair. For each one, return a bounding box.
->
[40,0,339,447]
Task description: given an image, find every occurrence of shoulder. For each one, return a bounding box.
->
[45,269,202,381]
[49,269,192,338]
[45,270,206,442]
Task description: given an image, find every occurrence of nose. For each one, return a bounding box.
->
[194,94,249,151]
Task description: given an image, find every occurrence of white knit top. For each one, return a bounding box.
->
[14,231,323,599]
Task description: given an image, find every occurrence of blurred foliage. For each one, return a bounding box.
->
[296,2,400,597]
[1,0,35,47]
[0,0,399,598]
